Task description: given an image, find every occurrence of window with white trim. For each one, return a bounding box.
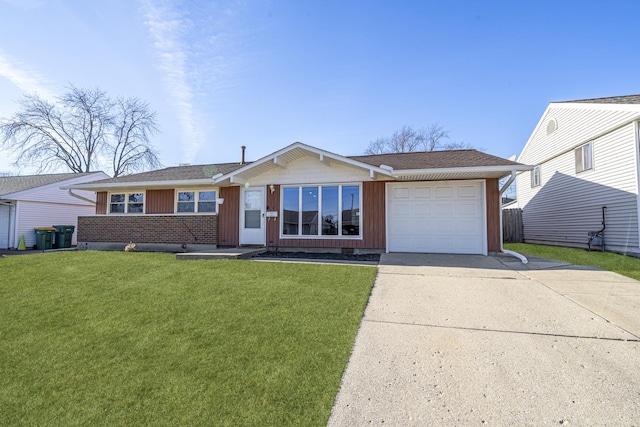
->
[281,184,361,238]
[176,190,217,213]
[531,166,541,188]
[575,142,593,173]
[109,192,144,214]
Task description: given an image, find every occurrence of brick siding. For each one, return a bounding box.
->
[78,215,218,245]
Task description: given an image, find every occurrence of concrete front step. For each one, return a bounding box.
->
[175,247,266,260]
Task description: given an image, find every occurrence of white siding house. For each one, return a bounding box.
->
[0,172,108,249]
[516,95,640,254]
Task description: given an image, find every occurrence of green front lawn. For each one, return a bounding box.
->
[0,252,376,426]
[505,243,640,281]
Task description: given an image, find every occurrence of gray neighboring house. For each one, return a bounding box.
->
[0,172,109,249]
[516,94,640,254]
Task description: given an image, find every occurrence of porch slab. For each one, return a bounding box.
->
[175,247,266,260]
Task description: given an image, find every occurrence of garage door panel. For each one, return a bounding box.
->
[389,222,414,234]
[458,237,482,252]
[433,202,453,216]
[456,219,481,235]
[388,181,485,255]
[414,187,431,198]
[457,185,478,198]
[392,187,410,198]
[405,201,429,216]
[389,201,412,217]
[432,237,454,251]
[456,201,482,217]
[435,187,453,198]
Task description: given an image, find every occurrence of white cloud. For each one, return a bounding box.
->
[0,51,56,100]
[140,0,205,163]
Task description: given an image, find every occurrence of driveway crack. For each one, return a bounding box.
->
[363,318,640,343]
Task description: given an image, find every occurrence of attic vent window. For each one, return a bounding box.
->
[546,118,558,135]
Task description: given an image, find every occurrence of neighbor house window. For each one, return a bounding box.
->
[575,142,593,173]
[110,192,144,214]
[176,190,217,213]
[281,184,361,238]
[531,166,541,188]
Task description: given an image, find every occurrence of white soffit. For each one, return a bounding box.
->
[391,165,532,181]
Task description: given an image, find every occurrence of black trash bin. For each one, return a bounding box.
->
[34,227,56,250]
[53,225,75,249]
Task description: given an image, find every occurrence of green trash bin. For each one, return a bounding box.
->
[53,225,75,249]
[34,227,56,250]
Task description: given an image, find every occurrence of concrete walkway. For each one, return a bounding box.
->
[328,253,640,426]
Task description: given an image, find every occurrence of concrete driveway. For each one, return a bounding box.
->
[328,253,640,426]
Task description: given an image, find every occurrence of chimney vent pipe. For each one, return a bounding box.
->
[241,146,246,165]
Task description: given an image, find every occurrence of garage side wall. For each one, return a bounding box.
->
[485,178,501,253]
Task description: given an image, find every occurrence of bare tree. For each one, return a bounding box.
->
[111,97,161,176]
[365,137,388,155]
[0,85,161,176]
[365,124,476,154]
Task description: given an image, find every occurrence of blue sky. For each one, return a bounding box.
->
[1,0,639,175]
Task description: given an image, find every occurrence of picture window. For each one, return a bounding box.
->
[282,184,361,238]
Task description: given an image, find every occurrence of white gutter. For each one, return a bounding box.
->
[392,164,532,178]
[499,170,528,264]
[62,178,215,192]
[66,189,97,205]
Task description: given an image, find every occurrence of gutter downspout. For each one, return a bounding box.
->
[66,189,96,205]
[499,171,528,264]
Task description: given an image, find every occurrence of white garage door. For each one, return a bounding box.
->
[387,181,486,254]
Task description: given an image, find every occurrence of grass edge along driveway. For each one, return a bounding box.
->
[0,251,377,426]
[505,242,640,281]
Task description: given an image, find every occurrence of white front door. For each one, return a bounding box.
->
[240,186,266,245]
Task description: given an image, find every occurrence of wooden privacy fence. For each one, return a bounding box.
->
[502,208,523,243]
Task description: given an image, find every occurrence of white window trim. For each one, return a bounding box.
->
[279,183,363,239]
[575,142,593,173]
[531,166,541,188]
[174,188,218,215]
[108,191,146,214]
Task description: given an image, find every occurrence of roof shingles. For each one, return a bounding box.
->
[560,94,640,105]
[349,149,520,169]
[76,149,521,186]
[0,172,95,197]
[86,162,247,184]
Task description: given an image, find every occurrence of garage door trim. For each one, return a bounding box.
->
[385,180,487,255]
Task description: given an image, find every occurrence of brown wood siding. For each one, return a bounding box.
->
[146,189,174,214]
[96,192,107,214]
[269,181,386,250]
[266,184,280,246]
[485,178,501,252]
[218,186,240,247]
[362,181,386,248]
